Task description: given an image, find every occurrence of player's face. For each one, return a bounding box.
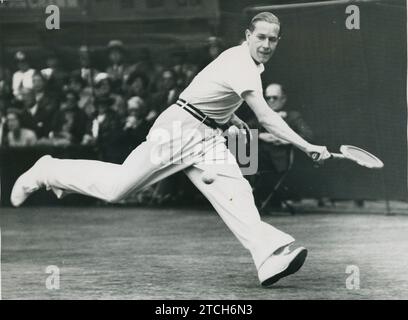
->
[246,21,280,64]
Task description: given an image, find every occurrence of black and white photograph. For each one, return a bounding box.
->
[0,0,407,304]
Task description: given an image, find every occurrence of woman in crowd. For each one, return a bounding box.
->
[6,108,37,147]
[46,89,87,146]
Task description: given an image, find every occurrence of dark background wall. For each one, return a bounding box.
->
[247,1,407,200]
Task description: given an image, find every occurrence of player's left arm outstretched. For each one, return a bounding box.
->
[243,90,330,163]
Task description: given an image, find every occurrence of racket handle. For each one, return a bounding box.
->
[311,152,324,169]
[311,152,319,161]
[311,152,338,162]
[330,153,346,159]
[311,152,333,161]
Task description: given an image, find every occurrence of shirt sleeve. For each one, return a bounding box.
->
[12,73,20,97]
[224,52,263,97]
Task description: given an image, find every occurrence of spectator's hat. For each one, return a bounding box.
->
[78,45,91,58]
[207,36,220,45]
[127,96,145,110]
[107,40,125,53]
[94,72,111,86]
[14,51,27,62]
[78,45,89,53]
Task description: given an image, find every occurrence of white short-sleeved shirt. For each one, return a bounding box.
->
[180,41,264,124]
[12,69,35,99]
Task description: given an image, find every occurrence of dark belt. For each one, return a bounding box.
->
[176,98,229,131]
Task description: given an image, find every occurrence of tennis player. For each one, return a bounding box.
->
[11,12,330,286]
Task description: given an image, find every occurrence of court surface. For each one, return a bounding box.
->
[1,205,407,299]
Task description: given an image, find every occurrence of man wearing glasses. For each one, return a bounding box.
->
[254,83,313,210]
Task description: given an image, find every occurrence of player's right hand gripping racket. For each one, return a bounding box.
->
[311,145,384,169]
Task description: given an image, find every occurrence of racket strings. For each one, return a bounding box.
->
[348,149,379,164]
[343,146,383,168]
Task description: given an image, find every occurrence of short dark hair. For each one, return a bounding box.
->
[249,12,281,36]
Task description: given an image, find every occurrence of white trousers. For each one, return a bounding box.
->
[42,104,295,270]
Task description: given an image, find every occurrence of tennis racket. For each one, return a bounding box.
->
[312,145,384,169]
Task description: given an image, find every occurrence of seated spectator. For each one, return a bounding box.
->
[123,96,150,146]
[19,87,56,139]
[33,71,59,112]
[126,96,147,118]
[45,90,87,146]
[0,65,12,101]
[124,70,149,100]
[148,63,166,93]
[132,48,155,85]
[150,69,183,117]
[170,50,193,89]
[251,83,313,209]
[105,40,133,94]
[82,97,122,163]
[6,108,37,147]
[0,103,6,146]
[207,36,223,60]
[199,36,224,70]
[41,51,67,96]
[102,96,150,164]
[82,99,96,125]
[168,50,199,88]
[94,72,126,118]
[181,63,198,87]
[12,51,36,101]
[75,45,100,88]
[66,70,94,110]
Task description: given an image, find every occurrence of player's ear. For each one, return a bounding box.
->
[245,29,251,41]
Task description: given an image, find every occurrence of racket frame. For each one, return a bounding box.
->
[331,145,384,169]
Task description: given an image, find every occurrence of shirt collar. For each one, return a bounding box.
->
[241,41,265,74]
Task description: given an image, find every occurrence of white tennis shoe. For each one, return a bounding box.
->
[10,155,52,207]
[258,246,308,287]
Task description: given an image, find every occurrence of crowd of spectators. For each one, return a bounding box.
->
[0,39,224,205]
[0,39,222,163]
